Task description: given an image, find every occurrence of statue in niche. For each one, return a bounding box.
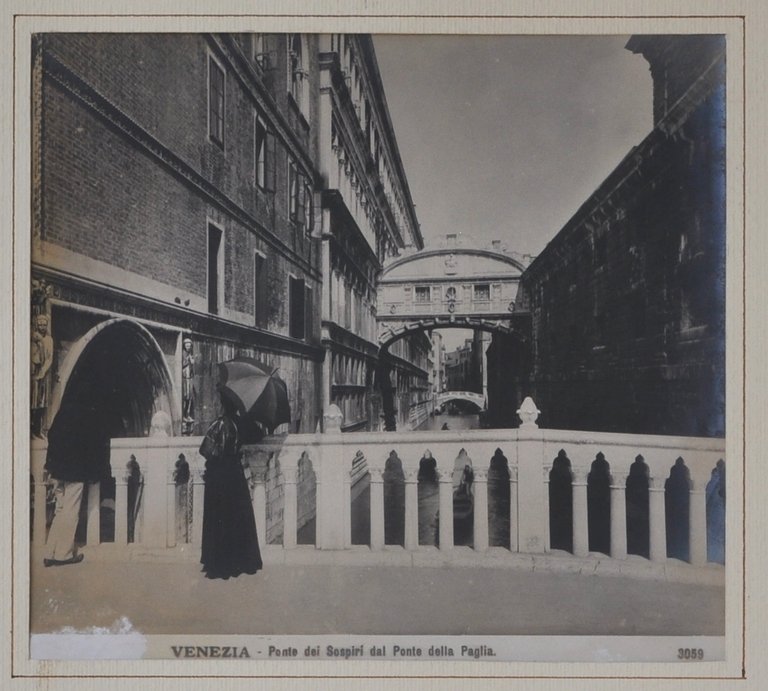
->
[444,253,457,275]
[30,279,53,438]
[31,314,53,438]
[181,337,197,435]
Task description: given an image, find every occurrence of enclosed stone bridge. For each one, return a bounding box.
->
[436,390,485,410]
[376,246,531,346]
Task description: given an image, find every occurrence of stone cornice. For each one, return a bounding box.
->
[33,264,326,362]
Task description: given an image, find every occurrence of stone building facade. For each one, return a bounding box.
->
[516,35,726,437]
[316,34,427,432]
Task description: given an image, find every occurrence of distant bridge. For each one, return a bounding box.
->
[376,246,531,346]
[436,391,485,409]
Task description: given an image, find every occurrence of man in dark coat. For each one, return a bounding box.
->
[43,400,111,566]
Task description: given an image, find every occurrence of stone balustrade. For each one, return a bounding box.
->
[30,399,726,569]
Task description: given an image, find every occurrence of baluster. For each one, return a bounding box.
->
[509,466,519,552]
[369,467,385,550]
[31,442,48,547]
[609,471,628,559]
[648,475,667,563]
[571,468,589,558]
[86,481,101,546]
[191,462,205,546]
[438,468,454,550]
[689,475,708,565]
[473,468,489,552]
[114,464,129,545]
[403,468,419,551]
[343,467,352,548]
[282,463,299,549]
[313,457,324,548]
[252,470,267,551]
[33,475,48,548]
[166,463,177,549]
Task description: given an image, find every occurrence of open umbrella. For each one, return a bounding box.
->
[217,357,291,438]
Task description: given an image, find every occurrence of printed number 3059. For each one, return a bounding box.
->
[678,648,704,660]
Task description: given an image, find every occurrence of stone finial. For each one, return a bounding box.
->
[149,410,172,437]
[323,404,344,434]
[516,397,541,429]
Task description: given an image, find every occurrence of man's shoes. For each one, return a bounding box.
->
[43,554,84,567]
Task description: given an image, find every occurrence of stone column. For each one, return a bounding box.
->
[541,465,552,552]
[609,471,628,560]
[689,478,708,566]
[142,414,173,548]
[509,466,519,552]
[473,468,489,552]
[86,481,101,546]
[571,468,589,558]
[369,467,385,550]
[404,468,419,551]
[438,469,454,550]
[516,397,547,553]
[282,463,299,549]
[114,467,129,546]
[243,446,270,545]
[648,475,668,563]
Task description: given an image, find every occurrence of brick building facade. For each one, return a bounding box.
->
[32,33,327,445]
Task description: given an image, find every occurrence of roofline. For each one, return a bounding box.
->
[360,35,424,250]
[381,248,528,276]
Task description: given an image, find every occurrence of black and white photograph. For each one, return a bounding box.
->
[7,2,755,684]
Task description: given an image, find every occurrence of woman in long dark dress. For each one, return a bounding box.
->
[199,399,262,579]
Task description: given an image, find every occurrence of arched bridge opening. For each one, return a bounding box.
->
[375,320,532,432]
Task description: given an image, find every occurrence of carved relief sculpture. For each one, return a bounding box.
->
[30,280,53,437]
[181,336,197,435]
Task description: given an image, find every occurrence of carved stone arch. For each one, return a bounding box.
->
[49,317,177,438]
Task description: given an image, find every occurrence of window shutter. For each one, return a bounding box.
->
[295,173,305,226]
[254,117,267,188]
[290,276,305,339]
[264,131,276,192]
[303,182,315,235]
[304,284,313,340]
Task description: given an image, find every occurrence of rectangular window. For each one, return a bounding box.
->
[207,224,223,314]
[415,286,431,303]
[254,115,267,188]
[253,252,267,327]
[289,276,305,339]
[473,284,490,302]
[208,57,225,147]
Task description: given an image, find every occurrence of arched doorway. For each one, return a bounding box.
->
[50,318,176,442]
[45,319,176,544]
